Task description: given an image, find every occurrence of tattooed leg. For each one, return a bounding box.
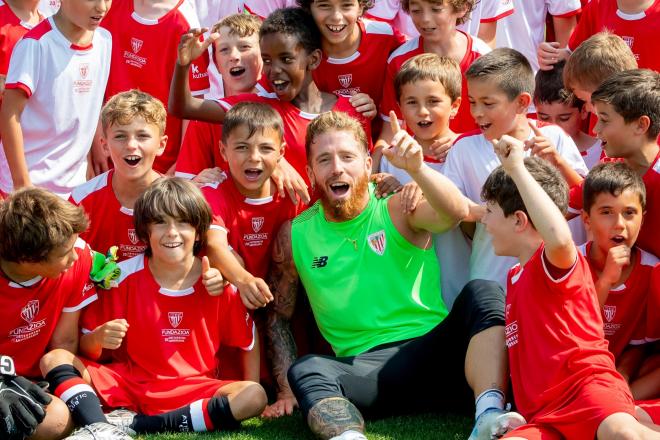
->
[307,397,365,439]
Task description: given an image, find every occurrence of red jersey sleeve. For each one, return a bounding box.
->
[568,0,597,51]
[175,120,225,179]
[62,240,98,313]
[201,183,229,233]
[379,60,402,123]
[189,51,210,96]
[568,180,584,214]
[219,286,254,350]
[647,266,660,342]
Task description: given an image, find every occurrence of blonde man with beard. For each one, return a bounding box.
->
[264,111,523,440]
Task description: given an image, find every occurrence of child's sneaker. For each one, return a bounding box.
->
[64,422,133,439]
[104,409,137,436]
[468,408,527,440]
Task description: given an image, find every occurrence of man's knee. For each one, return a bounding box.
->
[288,355,346,417]
[455,279,505,333]
[288,354,334,389]
[29,396,74,440]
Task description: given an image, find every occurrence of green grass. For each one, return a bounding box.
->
[139,413,472,439]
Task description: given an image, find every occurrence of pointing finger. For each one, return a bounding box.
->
[389,111,402,134]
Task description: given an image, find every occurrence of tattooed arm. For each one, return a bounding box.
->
[263,221,300,418]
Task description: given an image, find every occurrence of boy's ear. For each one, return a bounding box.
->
[634,115,651,136]
[513,210,529,232]
[306,164,315,187]
[450,97,462,119]
[515,93,532,114]
[581,209,591,233]
[307,48,322,71]
[278,141,286,161]
[100,135,110,156]
[157,134,168,157]
[219,141,228,162]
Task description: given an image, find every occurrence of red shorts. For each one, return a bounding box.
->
[83,359,235,415]
[504,373,635,439]
[637,400,660,424]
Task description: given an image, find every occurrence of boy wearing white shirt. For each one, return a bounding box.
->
[443,48,587,288]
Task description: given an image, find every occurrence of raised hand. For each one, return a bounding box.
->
[491,134,526,173]
[525,121,560,166]
[427,135,455,163]
[201,255,227,296]
[382,111,423,173]
[178,28,218,67]
[600,245,632,287]
[271,158,310,205]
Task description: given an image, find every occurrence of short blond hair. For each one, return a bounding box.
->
[305,112,368,159]
[101,90,167,135]
[563,32,638,93]
[395,53,462,102]
[211,13,261,37]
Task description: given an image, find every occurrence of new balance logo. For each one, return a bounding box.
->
[311,256,328,268]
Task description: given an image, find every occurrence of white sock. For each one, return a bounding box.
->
[330,429,368,440]
[475,389,505,419]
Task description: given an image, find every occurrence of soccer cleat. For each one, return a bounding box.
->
[64,422,133,439]
[468,408,527,440]
[104,409,137,436]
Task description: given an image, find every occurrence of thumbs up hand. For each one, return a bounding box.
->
[201,256,227,296]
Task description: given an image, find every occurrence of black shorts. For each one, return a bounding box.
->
[288,279,505,418]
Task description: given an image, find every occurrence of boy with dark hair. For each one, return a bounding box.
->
[534,60,601,169]
[42,177,266,436]
[569,69,660,258]
[579,162,659,399]
[562,31,637,110]
[170,7,375,202]
[299,0,406,108]
[443,47,587,288]
[481,136,660,439]
[0,0,112,198]
[0,188,130,439]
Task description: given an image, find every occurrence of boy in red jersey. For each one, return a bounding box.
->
[568,69,660,259]
[0,0,43,95]
[202,102,302,283]
[374,0,491,168]
[91,0,209,175]
[480,135,660,439]
[0,188,131,439]
[70,90,167,262]
[42,178,266,435]
[170,7,375,200]
[175,13,267,182]
[579,162,659,399]
[299,0,405,108]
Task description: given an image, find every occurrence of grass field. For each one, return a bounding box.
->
[139,412,472,439]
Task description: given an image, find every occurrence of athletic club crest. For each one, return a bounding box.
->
[21,300,39,324]
[338,74,352,88]
[127,229,139,245]
[79,63,89,79]
[168,312,183,328]
[603,305,616,323]
[131,37,143,54]
[622,36,634,49]
[367,230,386,256]
[252,217,264,233]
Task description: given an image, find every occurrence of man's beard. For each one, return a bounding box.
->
[318,173,370,222]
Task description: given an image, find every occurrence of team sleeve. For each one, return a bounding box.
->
[479,0,515,23]
[547,0,581,17]
[175,121,216,179]
[379,60,403,123]
[189,51,210,96]
[5,37,39,97]
[219,286,255,350]
[62,243,98,313]
[567,0,596,50]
